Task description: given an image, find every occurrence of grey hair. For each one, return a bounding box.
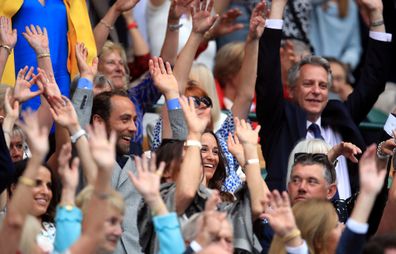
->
[287,139,335,185]
[287,55,333,89]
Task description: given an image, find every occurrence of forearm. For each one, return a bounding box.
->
[0,49,9,80]
[46,124,69,170]
[75,136,98,184]
[369,9,385,33]
[93,5,120,51]
[37,97,54,130]
[160,17,180,65]
[173,33,203,93]
[350,192,377,224]
[37,56,54,77]
[175,133,202,214]
[2,117,17,147]
[243,144,267,218]
[124,17,150,56]
[232,39,258,119]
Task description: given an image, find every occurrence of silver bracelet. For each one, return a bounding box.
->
[377,141,390,160]
[168,23,183,31]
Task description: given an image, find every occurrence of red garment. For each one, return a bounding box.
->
[128,53,151,81]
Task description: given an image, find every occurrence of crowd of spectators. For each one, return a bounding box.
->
[0,0,395,253]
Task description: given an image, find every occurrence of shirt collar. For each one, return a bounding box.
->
[306,117,322,129]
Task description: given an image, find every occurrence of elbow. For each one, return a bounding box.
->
[175,190,196,215]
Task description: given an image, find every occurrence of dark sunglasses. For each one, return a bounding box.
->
[294,152,336,182]
[191,96,213,108]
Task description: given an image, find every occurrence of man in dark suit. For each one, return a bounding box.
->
[255,0,392,198]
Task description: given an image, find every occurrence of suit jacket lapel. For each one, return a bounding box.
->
[117,157,134,189]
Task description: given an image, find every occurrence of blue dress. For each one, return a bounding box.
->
[12,0,70,110]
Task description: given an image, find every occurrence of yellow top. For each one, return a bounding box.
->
[0,0,97,87]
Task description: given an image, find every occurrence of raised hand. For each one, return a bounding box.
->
[179,95,210,136]
[328,142,362,163]
[4,88,19,121]
[22,25,49,54]
[13,66,43,102]
[114,0,140,14]
[17,109,49,160]
[48,96,80,133]
[128,153,165,203]
[149,57,179,98]
[75,43,98,81]
[0,16,17,51]
[227,133,245,166]
[205,8,243,41]
[260,190,298,238]
[234,117,260,146]
[58,143,80,192]
[359,144,387,195]
[247,1,267,40]
[169,0,194,20]
[86,122,117,171]
[191,0,218,34]
[36,67,61,98]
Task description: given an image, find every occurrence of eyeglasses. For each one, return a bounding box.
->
[294,152,336,183]
[190,96,213,108]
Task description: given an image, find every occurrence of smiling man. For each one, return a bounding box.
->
[255,0,392,199]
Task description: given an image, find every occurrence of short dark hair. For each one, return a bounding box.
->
[292,153,336,184]
[90,89,129,123]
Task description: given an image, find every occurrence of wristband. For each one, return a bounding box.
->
[371,20,384,27]
[70,129,87,144]
[100,19,114,30]
[58,203,76,211]
[168,23,183,31]
[282,229,301,243]
[127,22,138,30]
[184,140,202,149]
[245,158,259,166]
[377,141,390,160]
[0,44,12,54]
[19,176,36,187]
[37,53,50,59]
[166,98,181,110]
[190,240,203,252]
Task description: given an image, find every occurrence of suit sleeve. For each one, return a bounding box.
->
[345,37,392,124]
[255,28,285,148]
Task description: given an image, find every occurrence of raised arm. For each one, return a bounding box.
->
[231,2,266,120]
[173,0,218,93]
[54,143,82,252]
[2,88,20,147]
[0,16,17,81]
[345,0,392,124]
[69,122,116,253]
[234,117,268,219]
[175,96,210,214]
[0,110,49,254]
[93,0,139,51]
[48,96,97,184]
[327,142,362,164]
[336,144,387,253]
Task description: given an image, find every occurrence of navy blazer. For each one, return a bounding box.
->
[255,28,392,193]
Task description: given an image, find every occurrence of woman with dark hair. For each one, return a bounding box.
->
[7,159,61,250]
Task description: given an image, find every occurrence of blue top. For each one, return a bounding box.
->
[308,0,362,69]
[12,0,70,110]
[54,206,83,253]
[153,212,185,254]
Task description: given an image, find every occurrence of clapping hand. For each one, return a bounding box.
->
[86,122,117,171]
[191,0,218,34]
[359,144,387,196]
[128,153,165,203]
[247,1,267,41]
[48,96,80,134]
[149,57,179,99]
[13,66,43,103]
[17,109,49,161]
[179,95,210,137]
[76,43,98,81]
[22,25,49,54]
[0,16,17,52]
[58,143,80,193]
[260,190,298,238]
